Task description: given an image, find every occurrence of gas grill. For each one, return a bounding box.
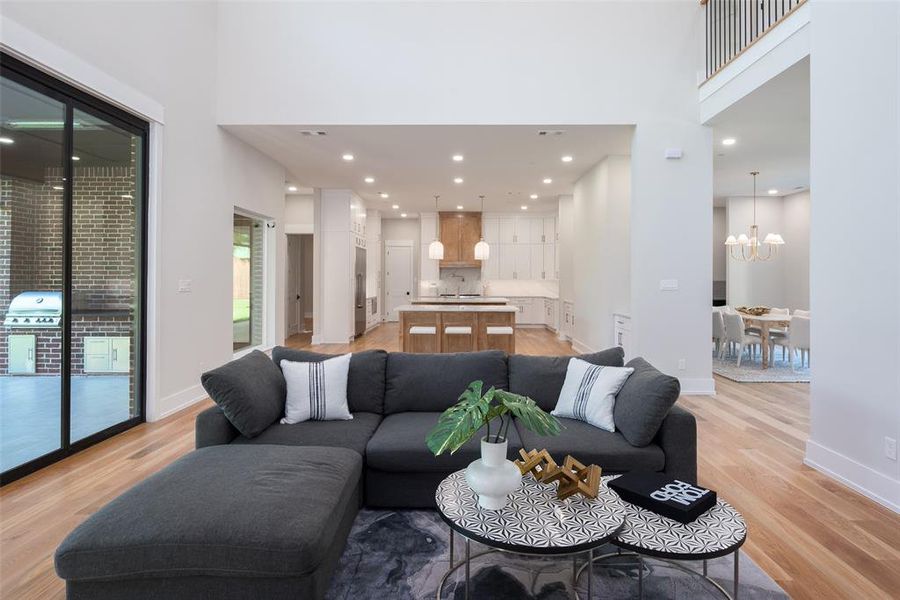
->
[3,291,63,327]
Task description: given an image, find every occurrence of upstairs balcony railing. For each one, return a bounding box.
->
[703,0,807,80]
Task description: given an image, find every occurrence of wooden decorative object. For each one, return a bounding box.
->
[541,455,602,500]
[514,448,557,480]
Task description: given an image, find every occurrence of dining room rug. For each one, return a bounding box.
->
[326,509,788,600]
[712,346,810,383]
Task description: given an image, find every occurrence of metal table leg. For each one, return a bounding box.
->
[734,548,740,600]
[449,528,454,568]
[586,548,593,599]
[703,559,708,577]
[638,555,644,599]
[465,539,470,600]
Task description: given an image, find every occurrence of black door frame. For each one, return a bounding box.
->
[1,52,149,485]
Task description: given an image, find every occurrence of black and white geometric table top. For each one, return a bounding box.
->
[604,475,748,560]
[435,470,625,555]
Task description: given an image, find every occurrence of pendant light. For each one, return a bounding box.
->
[428,195,444,260]
[725,171,785,262]
[474,195,490,261]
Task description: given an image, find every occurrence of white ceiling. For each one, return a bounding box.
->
[709,57,810,200]
[223,124,633,213]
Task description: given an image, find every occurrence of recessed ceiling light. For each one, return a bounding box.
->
[0,137,13,144]
[71,155,80,161]
[521,205,528,210]
[380,192,390,199]
[452,154,464,162]
[768,189,778,195]
[52,185,64,190]
[530,194,538,200]
[400,213,408,218]
[542,178,552,184]
[561,155,573,163]
[364,176,375,184]
[287,185,298,192]
[457,205,464,210]
[721,138,736,146]
[392,204,399,210]
[453,177,464,184]
[341,153,354,161]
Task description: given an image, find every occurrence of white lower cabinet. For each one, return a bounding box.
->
[561,301,575,338]
[83,337,130,373]
[613,313,632,361]
[543,298,558,331]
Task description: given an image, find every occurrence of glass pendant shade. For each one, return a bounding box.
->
[474,238,490,260]
[428,239,444,260]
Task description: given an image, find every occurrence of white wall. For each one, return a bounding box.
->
[0,2,288,420]
[382,217,421,295]
[806,1,900,511]
[782,191,810,311]
[712,207,727,283]
[284,195,314,232]
[572,157,631,353]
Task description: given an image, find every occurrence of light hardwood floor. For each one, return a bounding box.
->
[2,323,898,600]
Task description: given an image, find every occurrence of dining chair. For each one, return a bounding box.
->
[712,311,726,356]
[786,315,810,371]
[722,312,761,367]
[794,309,810,318]
[767,307,790,361]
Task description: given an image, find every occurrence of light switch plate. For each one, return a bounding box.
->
[665,148,683,159]
[886,437,897,461]
[660,279,679,291]
[178,279,192,293]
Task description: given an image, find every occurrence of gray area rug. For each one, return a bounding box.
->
[712,346,809,383]
[327,509,788,599]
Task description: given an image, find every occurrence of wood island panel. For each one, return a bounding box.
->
[398,309,516,353]
[399,311,441,353]
[440,312,478,353]
[477,311,516,354]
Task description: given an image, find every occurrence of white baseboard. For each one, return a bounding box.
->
[678,378,716,396]
[805,441,900,514]
[571,338,594,354]
[149,383,207,422]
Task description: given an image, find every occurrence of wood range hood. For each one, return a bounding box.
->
[438,211,482,269]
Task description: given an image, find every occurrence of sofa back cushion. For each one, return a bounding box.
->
[384,351,508,414]
[200,350,285,438]
[613,357,681,447]
[272,348,387,414]
[508,347,625,412]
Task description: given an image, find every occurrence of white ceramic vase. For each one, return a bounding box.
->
[465,436,522,510]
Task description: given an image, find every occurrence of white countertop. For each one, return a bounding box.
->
[397,304,518,313]
[412,296,509,304]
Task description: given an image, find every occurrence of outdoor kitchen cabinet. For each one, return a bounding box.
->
[83,337,130,373]
[8,335,36,374]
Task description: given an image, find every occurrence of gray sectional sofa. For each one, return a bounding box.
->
[55,346,695,600]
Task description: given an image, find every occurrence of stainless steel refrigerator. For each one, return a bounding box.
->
[354,247,366,337]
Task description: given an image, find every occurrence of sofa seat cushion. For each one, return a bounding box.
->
[515,417,665,473]
[384,351,508,414]
[508,347,625,412]
[366,412,524,472]
[231,411,381,456]
[55,445,362,581]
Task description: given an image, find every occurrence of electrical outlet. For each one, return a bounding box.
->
[885,437,897,461]
[678,359,686,371]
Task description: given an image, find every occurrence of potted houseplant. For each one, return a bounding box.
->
[426,381,561,510]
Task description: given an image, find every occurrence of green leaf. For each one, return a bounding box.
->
[425,381,492,456]
[495,390,562,437]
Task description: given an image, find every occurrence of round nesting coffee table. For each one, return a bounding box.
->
[586,475,748,599]
[435,470,625,599]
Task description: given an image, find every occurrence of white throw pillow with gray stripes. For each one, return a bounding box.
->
[551,358,634,432]
[280,353,353,423]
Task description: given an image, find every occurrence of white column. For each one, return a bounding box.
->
[630,121,714,394]
[806,1,900,511]
[313,189,354,343]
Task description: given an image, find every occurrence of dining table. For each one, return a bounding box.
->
[738,312,791,369]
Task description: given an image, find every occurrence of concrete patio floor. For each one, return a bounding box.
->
[0,375,131,472]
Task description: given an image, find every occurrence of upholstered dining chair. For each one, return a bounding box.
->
[722,312,761,367]
[767,307,790,361]
[712,310,726,356]
[793,309,810,318]
[787,316,811,371]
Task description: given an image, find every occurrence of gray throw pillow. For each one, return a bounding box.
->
[613,357,680,447]
[508,347,625,412]
[200,350,286,438]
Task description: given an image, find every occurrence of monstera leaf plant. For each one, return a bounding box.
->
[426,381,562,456]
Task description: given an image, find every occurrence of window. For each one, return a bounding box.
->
[233,212,264,351]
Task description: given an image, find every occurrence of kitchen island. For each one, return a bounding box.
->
[410,296,509,305]
[397,304,517,354]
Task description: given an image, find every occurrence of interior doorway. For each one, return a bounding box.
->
[384,240,414,322]
[286,233,313,340]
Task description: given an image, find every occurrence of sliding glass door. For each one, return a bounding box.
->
[0,54,147,484]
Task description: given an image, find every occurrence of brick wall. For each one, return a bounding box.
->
[0,166,136,396]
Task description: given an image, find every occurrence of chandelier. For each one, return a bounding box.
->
[725,171,784,262]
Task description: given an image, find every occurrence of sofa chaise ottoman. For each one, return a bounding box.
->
[55,445,362,600]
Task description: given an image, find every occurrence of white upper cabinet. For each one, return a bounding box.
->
[543,216,557,243]
[482,216,500,244]
[499,217,517,244]
[498,244,516,279]
[529,218,544,244]
[542,243,556,280]
[514,244,532,279]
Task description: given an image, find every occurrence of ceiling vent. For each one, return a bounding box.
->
[538,129,566,137]
[299,130,327,137]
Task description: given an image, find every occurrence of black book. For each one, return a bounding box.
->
[608,472,717,524]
